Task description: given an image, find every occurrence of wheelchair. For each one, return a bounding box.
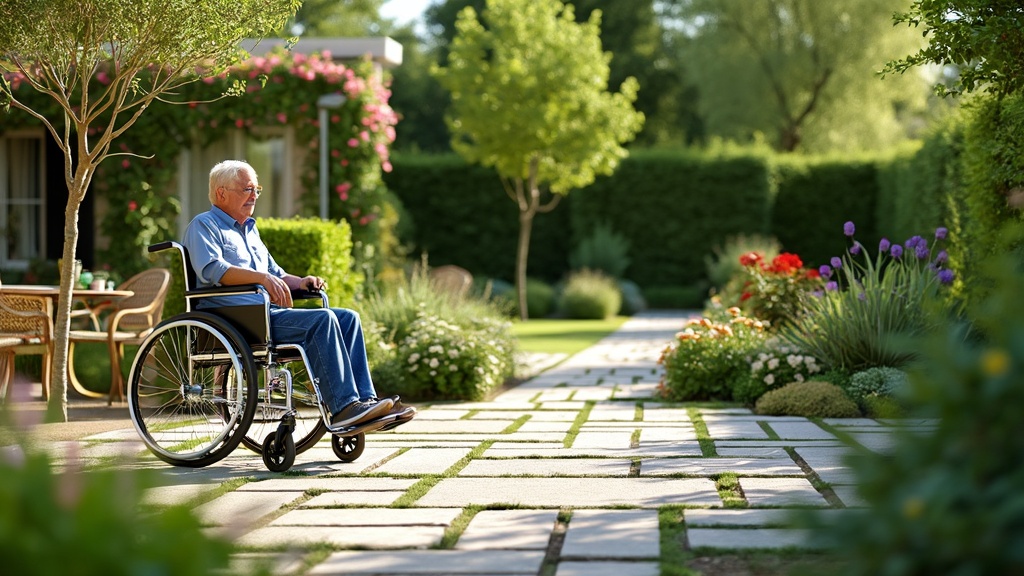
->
[126,241,411,472]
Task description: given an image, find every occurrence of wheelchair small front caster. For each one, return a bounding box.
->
[332,432,365,462]
[262,433,296,472]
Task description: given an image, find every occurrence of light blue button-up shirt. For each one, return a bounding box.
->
[182,206,285,307]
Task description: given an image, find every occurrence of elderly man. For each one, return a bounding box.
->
[183,159,411,428]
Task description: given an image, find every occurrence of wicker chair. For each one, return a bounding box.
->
[429,265,473,298]
[68,268,171,404]
[0,280,54,402]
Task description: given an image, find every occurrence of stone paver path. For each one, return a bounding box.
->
[14,311,921,574]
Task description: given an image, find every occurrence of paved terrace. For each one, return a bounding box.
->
[2,311,930,575]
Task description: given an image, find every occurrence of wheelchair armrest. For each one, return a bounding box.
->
[185,284,264,299]
[291,288,329,307]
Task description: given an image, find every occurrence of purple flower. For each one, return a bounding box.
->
[935,227,948,240]
[850,241,862,256]
[938,269,955,285]
[879,238,891,252]
[935,250,948,264]
[844,221,856,237]
[826,281,839,292]
[890,244,903,259]
[915,244,930,260]
[819,265,833,279]
[857,291,866,301]
[830,256,843,269]
[905,235,924,249]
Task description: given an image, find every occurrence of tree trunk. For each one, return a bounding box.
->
[46,170,88,423]
[516,206,535,321]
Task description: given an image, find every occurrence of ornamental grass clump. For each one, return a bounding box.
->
[658,307,768,401]
[783,221,957,372]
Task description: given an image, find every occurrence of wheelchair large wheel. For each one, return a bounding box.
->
[127,312,258,468]
[234,360,328,455]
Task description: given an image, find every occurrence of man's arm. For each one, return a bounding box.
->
[220,267,293,308]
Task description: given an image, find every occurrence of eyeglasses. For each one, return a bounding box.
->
[228,185,262,198]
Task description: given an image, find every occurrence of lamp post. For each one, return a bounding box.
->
[316,93,347,220]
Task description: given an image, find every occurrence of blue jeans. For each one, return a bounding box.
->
[269,306,377,414]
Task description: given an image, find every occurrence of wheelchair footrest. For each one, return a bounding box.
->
[327,407,416,436]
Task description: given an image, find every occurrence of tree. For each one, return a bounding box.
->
[0,0,299,421]
[885,0,1024,98]
[432,0,643,319]
[670,0,931,153]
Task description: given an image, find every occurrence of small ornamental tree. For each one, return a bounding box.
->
[0,0,300,421]
[432,0,644,319]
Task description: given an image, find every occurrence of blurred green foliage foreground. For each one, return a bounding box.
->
[0,447,232,576]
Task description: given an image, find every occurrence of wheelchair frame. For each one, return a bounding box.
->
[126,241,403,472]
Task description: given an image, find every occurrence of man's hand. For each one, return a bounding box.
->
[300,275,327,291]
[261,273,293,308]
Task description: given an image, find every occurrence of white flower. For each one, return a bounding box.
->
[794,373,805,382]
[429,358,440,368]
[787,355,802,367]
[408,353,420,364]
[448,349,459,358]
[764,374,775,385]
[429,345,444,354]
[767,358,779,370]
[449,365,458,371]
[751,361,764,372]
[809,365,821,374]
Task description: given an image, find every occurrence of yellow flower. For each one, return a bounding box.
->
[981,349,1010,376]
[726,306,742,317]
[902,497,925,519]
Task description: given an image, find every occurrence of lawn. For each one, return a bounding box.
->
[511,316,628,355]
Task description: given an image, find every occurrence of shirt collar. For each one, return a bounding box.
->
[210,205,256,231]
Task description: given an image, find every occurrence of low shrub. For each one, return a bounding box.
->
[570,222,631,279]
[396,313,514,401]
[754,380,861,418]
[658,308,768,401]
[559,270,622,319]
[732,340,824,404]
[522,278,556,319]
[359,266,517,401]
[847,366,908,400]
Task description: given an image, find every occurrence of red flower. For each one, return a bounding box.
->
[739,252,762,267]
[740,292,752,302]
[770,253,804,274]
[805,268,820,279]
[128,201,138,212]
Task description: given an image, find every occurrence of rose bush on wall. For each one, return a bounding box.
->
[3,48,398,278]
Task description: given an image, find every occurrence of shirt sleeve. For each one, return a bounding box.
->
[182,215,232,286]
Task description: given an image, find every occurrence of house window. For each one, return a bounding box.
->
[0,133,45,270]
[178,129,296,231]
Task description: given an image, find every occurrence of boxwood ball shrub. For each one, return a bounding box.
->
[847,366,908,400]
[754,380,861,418]
[559,269,622,319]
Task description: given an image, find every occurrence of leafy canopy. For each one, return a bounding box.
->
[885,0,1024,97]
[433,0,644,194]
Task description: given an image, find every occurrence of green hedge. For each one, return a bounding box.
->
[160,217,360,318]
[770,155,883,267]
[383,153,571,282]
[571,149,772,287]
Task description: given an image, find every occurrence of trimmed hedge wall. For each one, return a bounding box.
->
[771,155,882,267]
[383,154,571,282]
[570,149,772,287]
